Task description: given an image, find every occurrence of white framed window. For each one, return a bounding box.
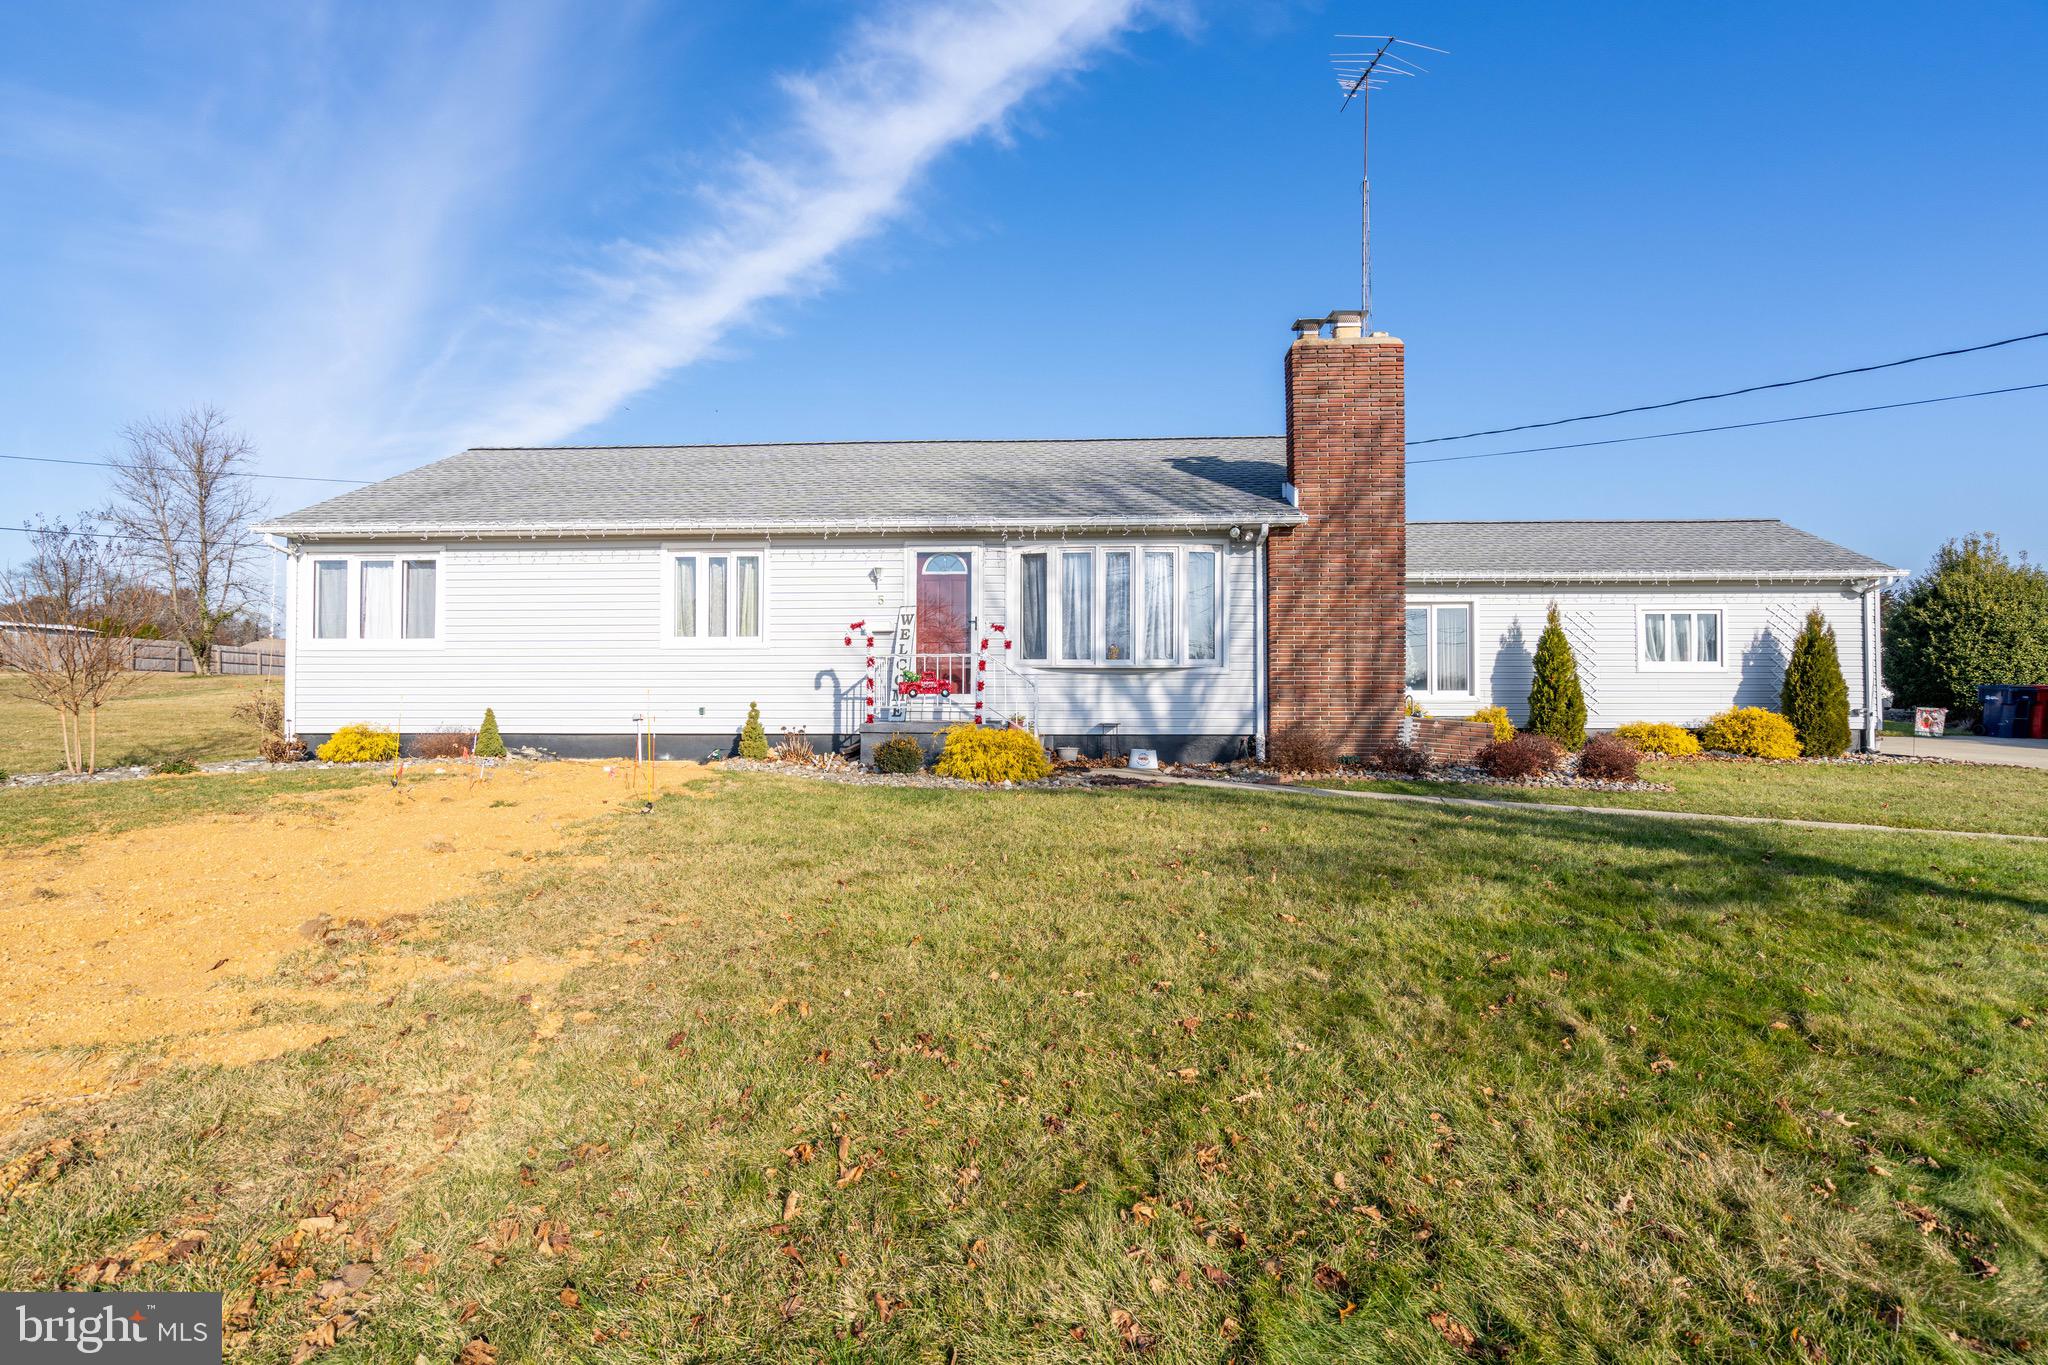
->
[1405,601,1474,695]
[662,545,766,646]
[1640,608,1722,669]
[303,550,443,646]
[1015,543,1224,668]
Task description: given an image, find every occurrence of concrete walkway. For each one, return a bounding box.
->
[1119,771,2048,845]
[1879,733,2048,769]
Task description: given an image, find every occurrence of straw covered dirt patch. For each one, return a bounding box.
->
[0,760,709,1125]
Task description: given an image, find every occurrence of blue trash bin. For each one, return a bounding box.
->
[1979,684,2017,738]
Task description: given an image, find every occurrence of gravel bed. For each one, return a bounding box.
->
[719,757,1089,791]
[1171,758,1675,795]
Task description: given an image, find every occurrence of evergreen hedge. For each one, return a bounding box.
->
[1782,608,1851,757]
[1526,605,1587,748]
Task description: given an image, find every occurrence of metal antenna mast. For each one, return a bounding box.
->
[1332,35,1443,324]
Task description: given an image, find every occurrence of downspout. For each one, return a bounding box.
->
[1254,523,1271,761]
[271,534,297,741]
[1861,579,1882,752]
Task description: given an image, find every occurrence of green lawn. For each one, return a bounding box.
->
[2,771,2044,1360]
[1323,755,2048,838]
[0,670,278,776]
[0,766,397,851]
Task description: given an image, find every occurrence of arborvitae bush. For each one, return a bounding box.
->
[1526,605,1588,749]
[474,708,507,758]
[738,702,771,760]
[1781,609,1851,758]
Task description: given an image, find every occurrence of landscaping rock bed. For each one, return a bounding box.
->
[719,756,1088,791]
[1175,756,1676,794]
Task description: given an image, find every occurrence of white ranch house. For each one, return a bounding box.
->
[260,313,1903,760]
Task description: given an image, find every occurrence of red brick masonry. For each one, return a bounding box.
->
[1266,325,1407,756]
[1410,717,1495,766]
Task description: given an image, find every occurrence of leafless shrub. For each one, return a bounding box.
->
[1267,724,1339,774]
[1477,733,1564,781]
[416,731,476,760]
[775,727,817,765]
[1,519,151,772]
[1367,743,1432,776]
[1577,734,1642,782]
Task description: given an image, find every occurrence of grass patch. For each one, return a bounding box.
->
[0,670,278,775]
[0,767,396,851]
[1324,756,2048,838]
[0,773,2043,1360]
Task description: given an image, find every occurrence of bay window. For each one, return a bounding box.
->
[1017,543,1224,667]
[305,551,441,644]
[1405,602,1473,695]
[665,547,765,644]
[1641,608,1721,668]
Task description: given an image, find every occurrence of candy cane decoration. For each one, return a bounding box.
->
[974,623,1007,725]
[842,620,876,726]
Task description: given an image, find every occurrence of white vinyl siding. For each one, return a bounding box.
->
[286,533,1261,745]
[1403,584,1877,734]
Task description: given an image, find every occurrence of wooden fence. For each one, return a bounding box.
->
[126,640,285,677]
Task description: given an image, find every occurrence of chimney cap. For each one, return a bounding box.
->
[1328,309,1365,339]
[1291,316,1328,339]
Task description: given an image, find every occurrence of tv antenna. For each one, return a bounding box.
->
[1332,35,1443,324]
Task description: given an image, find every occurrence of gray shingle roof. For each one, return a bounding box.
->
[258,438,1304,536]
[260,442,1902,582]
[1407,520,1904,582]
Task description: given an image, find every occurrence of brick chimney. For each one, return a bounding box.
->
[1266,310,1407,756]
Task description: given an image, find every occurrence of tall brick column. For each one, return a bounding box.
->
[1266,311,1406,756]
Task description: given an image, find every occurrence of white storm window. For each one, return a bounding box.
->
[305,552,441,644]
[1405,602,1473,695]
[1017,544,1225,668]
[666,549,764,643]
[1642,609,1722,669]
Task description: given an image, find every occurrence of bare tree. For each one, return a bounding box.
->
[1,520,150,773]
[105,406,265,674]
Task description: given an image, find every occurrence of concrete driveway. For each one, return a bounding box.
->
[1881,733,2048,769]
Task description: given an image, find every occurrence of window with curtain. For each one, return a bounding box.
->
[1060,551,1093,661]
[1185,551,1217,661]
[1102,551,1133,661]
[401,561,436,639]
[1015,543,1225,667]
[1019,553,1048,660]
[358,560,396,639]
[667,549,766,643]
[314,561,347,639]
[1405,602,1474,694]
[1142,551,1176,663]
[1641,609,1722,667]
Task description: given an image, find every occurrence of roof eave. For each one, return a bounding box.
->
[1406,567,1908,585]
[256,511,1308,539]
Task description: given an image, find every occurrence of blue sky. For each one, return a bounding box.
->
[3,0,2045,576]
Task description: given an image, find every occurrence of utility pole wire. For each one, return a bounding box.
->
[1407,380,2048,468]
[1409,329,2048,445]
[0,452,369,484]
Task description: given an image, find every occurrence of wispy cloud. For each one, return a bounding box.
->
[399,0,1161,458]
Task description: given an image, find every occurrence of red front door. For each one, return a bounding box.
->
[915,552,971,692]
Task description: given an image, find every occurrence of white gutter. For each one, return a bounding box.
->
[254,513,1308,539]
[1405,569,1910,586]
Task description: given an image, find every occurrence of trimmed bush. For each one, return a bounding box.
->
[1702,707,1802,760]
[1611,721,1701,757]
[1367,744,1432,776]
[416,730,475,760]
[738,702,771,760]
[933,725,1052,784]
[1577,734,1640,782]
[1266,724,1338,774]
[1782,609,1851,758]
[872,734,925,775]
[474,708,507,759]
[1526,605,1588,748]
[1477,733,1563,781]
[316,724,400,764]
[1466,705,1514,743]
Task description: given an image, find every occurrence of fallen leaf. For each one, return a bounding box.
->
[1428,1310,1479,1353]
[558,1287,580,1309]
[456,1338,497,1365]
[1109,1307,1155,1352]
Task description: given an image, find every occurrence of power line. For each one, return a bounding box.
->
[0,453,368,484]
[1,523,284,546]
[1408,328,2048,446]
[1407,380,2048,468]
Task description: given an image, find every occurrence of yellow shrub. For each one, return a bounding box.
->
[933,725,1052,784]
[316,723,400,764]
[1466,705,1514,743]
[1700,707,1801,760]
[1611,722,1702,757]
